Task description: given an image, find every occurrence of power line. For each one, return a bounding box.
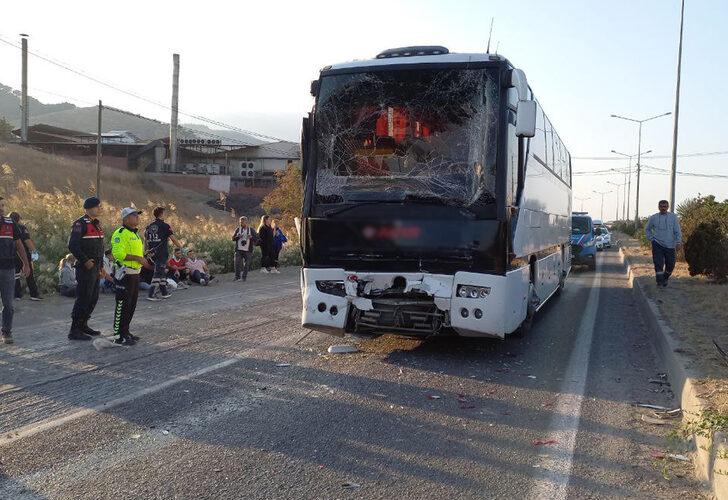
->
[573,150,728,160]
[0,35,291,145]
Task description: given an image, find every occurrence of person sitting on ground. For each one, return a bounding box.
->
[100,249,115,293]
[185,250,213,286]
[271,219,287,274]
[58,254,78,297]
[167,248,190,288]
[138,261,153,291]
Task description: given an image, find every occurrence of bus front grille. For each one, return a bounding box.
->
[353,298,444,335]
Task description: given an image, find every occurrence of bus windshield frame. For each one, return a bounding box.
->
[311,65,501,218]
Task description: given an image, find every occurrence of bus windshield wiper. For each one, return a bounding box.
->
[323,201,382,217]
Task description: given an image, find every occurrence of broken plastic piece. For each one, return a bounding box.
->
[276,363,292,367]
[532,439,558,446]
[427,395,442,400]
[327,344,359,354]
[342,482,361,490]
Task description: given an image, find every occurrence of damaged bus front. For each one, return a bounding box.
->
[300,47,572,339]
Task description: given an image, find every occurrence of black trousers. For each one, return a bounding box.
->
[260,246,274,269]
[72,265,100,322]
[15,261,40,298]
[651,241,677,285]
[114,273,140,337]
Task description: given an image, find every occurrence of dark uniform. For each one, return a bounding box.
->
[0,218,22,340]
[144,218,173,299]
[68,214,104,338]
[14,223,40,299]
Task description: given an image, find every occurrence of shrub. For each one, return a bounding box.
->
[684,221,728,283]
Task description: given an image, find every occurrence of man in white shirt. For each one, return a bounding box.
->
[645,200,683,288]
[232,216,258,282]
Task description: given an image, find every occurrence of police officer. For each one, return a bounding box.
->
[144,207,182,301]
[111,207,146,345]
[68,196,107,341]
[0,198,30,345]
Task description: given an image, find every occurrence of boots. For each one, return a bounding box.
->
[68,318,92,341]
[81,319,101,337]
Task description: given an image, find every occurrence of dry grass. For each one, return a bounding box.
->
[620,234,728,412]
[0,143,301,293]
[0,143,228,220]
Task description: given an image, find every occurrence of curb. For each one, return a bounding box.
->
[619,245,728,498]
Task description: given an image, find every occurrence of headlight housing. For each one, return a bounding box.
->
[456,285,491,299]
[316,280,345,297]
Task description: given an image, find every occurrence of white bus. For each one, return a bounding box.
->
[299,46,572,339]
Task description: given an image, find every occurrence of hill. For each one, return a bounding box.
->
[1,82,265,144]
[0,83,76,124]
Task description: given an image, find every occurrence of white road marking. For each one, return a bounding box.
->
[530,260,603,499]
[0,333,296,447]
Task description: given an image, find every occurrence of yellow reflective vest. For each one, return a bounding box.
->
[111,226,144,271]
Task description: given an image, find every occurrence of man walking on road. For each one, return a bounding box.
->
[10,212,42,301]
[0,199,30,344]
[68,197,107,341]
[233,216,257,282]
[111,208,146,345]
[144,207,182,301]
[645,199,683,288]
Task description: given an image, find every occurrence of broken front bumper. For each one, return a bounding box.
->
[300,267,529,339]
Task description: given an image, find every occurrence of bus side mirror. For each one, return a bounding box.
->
[516,101,536,138]
[310,80,319,97]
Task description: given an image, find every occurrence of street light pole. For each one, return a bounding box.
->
[607,181,627,221]
[593,190,612,221]
[611,113,670,223]
[669,0,686,212]
[612,149,652,222]
[574,196,590,212]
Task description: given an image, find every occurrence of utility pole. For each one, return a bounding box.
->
[593,190,612,221]
[612,149,652,222]
[170,53,180,172]
[96,100,102,197]
[669,0,686,212]
[20,34,29,143]
[611,113,670,223]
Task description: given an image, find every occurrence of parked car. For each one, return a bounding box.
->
[598,227,612,248]
[571,212,597,270]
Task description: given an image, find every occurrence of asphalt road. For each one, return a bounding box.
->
[0,249,705,499]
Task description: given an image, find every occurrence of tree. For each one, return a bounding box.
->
[261,162,303,221]
[0,117,14,142]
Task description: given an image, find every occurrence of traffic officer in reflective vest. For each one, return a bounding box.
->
[111,207,146,345]
[67,196,106,341]
[0,197,30,345]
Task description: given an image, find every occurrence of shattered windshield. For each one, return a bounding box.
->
[313,67,499,210]
[572,217,591,235]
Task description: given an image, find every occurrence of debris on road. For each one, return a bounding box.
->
[342,482,361,490]
[327,344,358,354]
[668,453,691,462]
[371,393,387,398]
[276,363,292,367]
[634,403,671,411]
[532,439,558,446]
[457,393,476,410]
[131,434,141,439]
[93,337,122,350]
[641,415,669,426]
[427,395,441,400]
[653,408,682,419]
[162,430,170,435]
[527,375,537,379]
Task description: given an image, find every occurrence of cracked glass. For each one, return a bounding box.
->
[314,67,499,210]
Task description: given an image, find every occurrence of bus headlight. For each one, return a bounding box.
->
[316,280,345,297]
[456,285,491,299]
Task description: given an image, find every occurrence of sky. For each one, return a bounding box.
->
[1,0,727,218]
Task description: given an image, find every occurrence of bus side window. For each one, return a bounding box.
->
[506,88,518,206]
[532,104,547,166]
